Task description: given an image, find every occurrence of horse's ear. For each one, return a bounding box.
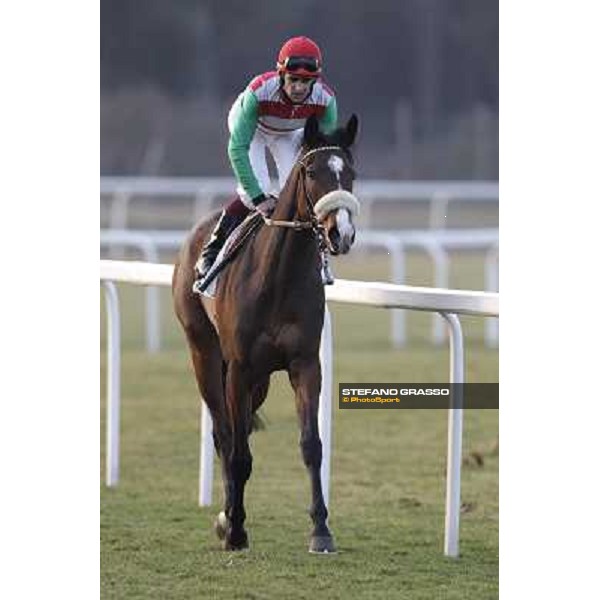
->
[343,114,359,147]
[303,115,320,146]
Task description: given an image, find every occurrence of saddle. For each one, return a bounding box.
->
[200,211,264,297]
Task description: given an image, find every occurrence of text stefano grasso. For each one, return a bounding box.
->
[341,388,450,396]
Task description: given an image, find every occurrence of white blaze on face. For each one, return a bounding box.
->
[328,155,345,188]
[335,208,354,239]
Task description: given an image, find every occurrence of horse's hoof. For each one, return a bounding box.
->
[224,530,249,551]
[224,542,249,552]
[214,511,228,541]
[309,535,337,554]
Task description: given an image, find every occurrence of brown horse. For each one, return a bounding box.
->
[172,114,359,553]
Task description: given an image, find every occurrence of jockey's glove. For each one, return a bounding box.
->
[252,193,277,217]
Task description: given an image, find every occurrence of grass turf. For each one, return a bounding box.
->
[101,253,498,599]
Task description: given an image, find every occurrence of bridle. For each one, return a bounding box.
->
[261,144,354,276]
[262,145,351,234]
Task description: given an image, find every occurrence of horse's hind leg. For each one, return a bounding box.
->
[288,358,336,553]
[223,361,254,550]
[250,376,270,430]
[173,260,231,455]
[183,333,234,541]
[213,372,268,546]
[172,242,235,543]
[187,342,232,448]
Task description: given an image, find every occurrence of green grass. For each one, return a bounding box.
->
[101,253,498,599]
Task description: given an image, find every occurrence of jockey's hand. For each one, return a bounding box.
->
[253,194,277,217]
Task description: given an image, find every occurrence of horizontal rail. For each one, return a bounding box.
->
[326,279,498,317]
[101,176,499,200]
[99,260,498,317]
[101,228,499,249]
[100,232,500,349]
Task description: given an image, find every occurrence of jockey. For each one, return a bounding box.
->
[193,36,338,294]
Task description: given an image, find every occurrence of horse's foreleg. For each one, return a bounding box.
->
[224,361,253,550]
[288,358,336,553]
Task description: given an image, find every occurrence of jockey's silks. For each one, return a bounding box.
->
[228,71,338,201]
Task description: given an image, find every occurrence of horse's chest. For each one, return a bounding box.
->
[245,322,317,368]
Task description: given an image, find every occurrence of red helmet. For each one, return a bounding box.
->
[277,36,322,78]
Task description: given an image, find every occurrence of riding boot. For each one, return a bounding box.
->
[192,210,242,294]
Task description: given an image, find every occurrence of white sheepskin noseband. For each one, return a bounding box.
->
[313,190,360,220]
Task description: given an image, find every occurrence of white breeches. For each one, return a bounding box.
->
[228,109,304,209]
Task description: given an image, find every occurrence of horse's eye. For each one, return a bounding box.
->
[306,169,316,179]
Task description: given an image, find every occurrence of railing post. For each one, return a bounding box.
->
[139,239,161,354]
[109,191,131,258]
[102,281,121,487]
[126,235,161,354]
[390,241,406,348]
[440,312,464,558]
[430,190,450,230]
[318,304,333,508]
[100,233,162,353]
[485,244,499,347]
[359,196,374,228]
[199,401,214,506]
[428,243,450,345]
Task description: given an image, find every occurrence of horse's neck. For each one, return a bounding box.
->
[272,166,308,222]
[256,168,319,291]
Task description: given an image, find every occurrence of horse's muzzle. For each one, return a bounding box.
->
[326,223,355,255]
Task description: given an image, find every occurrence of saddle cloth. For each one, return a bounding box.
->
[201,211,264,298]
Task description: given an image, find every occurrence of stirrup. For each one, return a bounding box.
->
[192,268,212,295]
[192,277,204,295]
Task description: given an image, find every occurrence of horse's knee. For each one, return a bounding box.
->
[230,453,252,483]
[300,433,322,467]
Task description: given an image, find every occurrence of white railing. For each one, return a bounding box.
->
[101,228,499,351]
[101,176,498,230]
[100,259,499,558]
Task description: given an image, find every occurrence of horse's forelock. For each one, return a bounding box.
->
[300,133,354,164]
[327,127,348,148]
[301,130,354,164]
